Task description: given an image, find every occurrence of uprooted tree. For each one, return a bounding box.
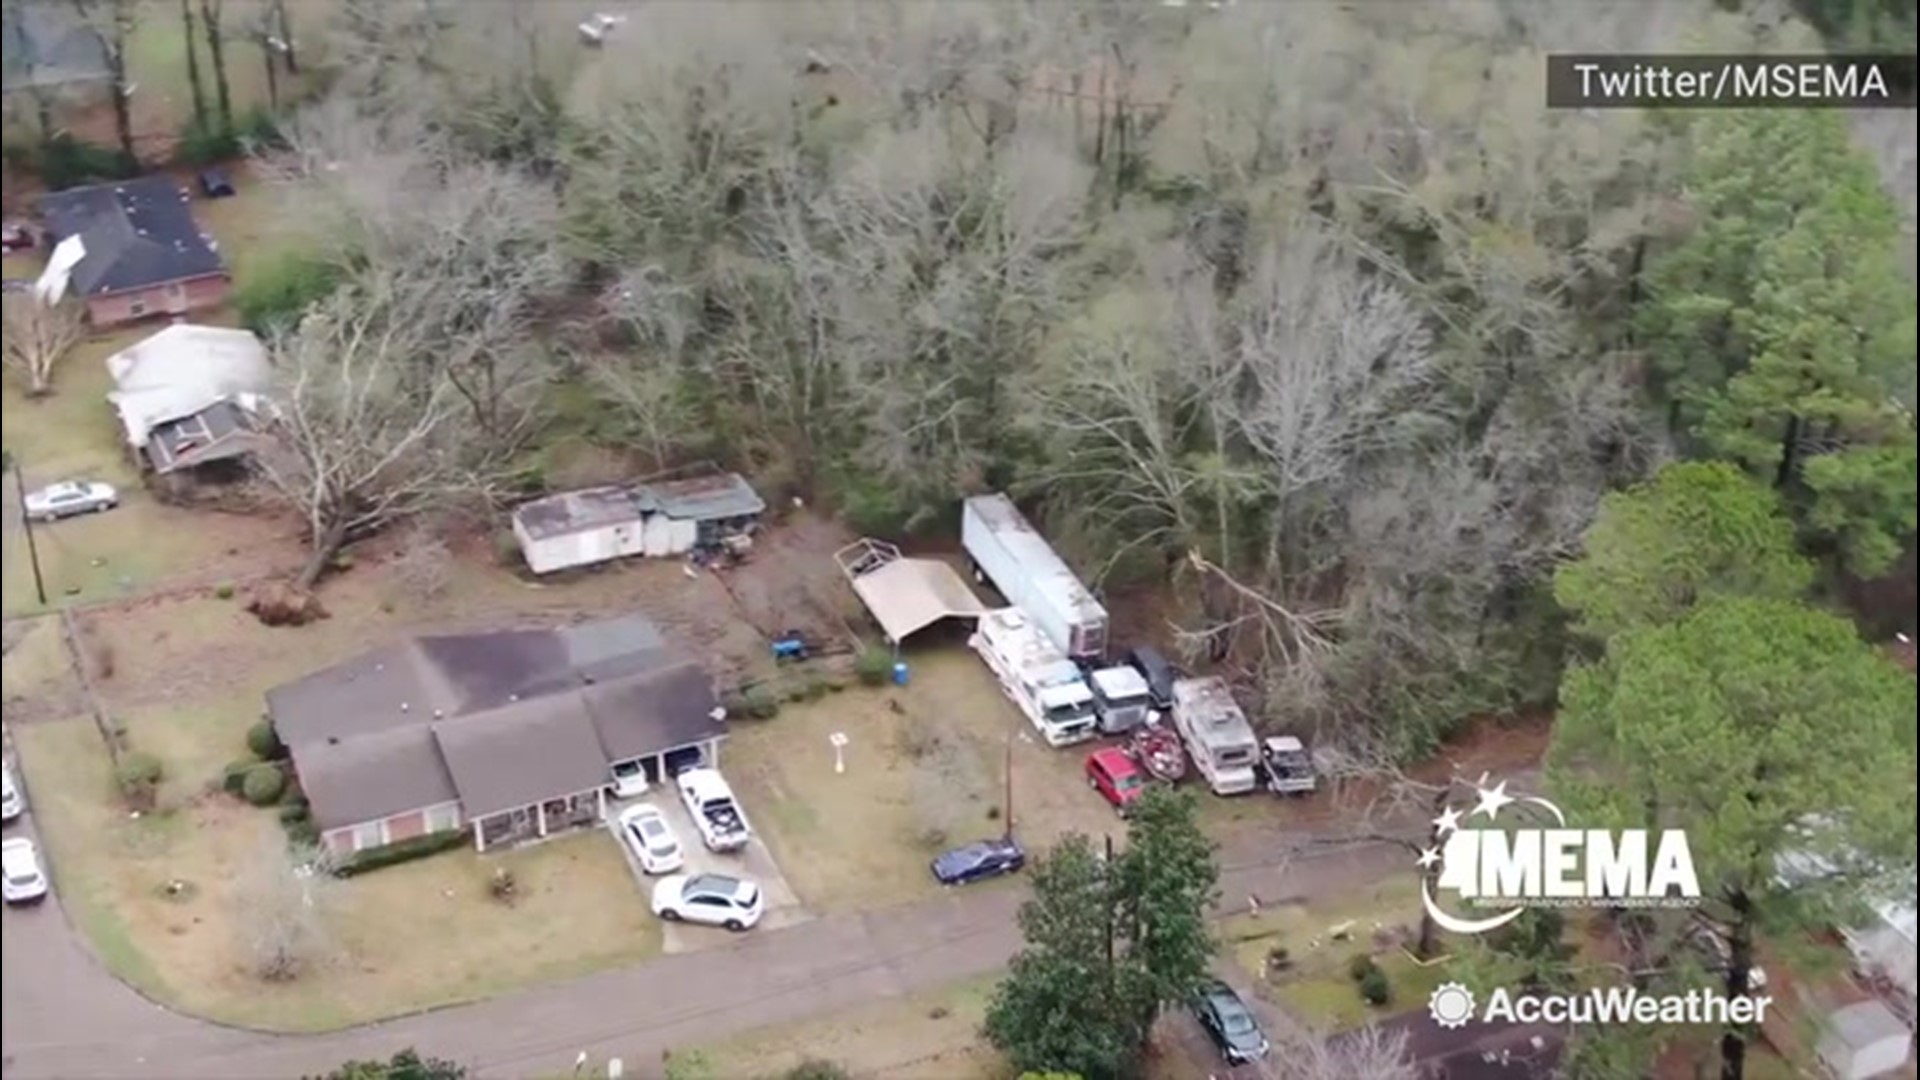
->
[1,293,86,397]
[250,279,517,611]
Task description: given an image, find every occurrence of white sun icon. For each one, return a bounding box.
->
[1427,982,1477,1030]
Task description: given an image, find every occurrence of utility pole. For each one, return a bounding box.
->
[12,459,47,607]
[1006,714,1021,841]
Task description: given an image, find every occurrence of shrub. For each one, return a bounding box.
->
[277,801,311,825]
[334,828,469,877]
[802,678,830,701]
[741,685,780,720]
[236,106,285,150]
[489,867,518,904]
[284,815,319,847]
[242,763,288,806]
[233,250,344,335]
[491,528,523,567]
[783,1062,852,1080]
[1359,965,1392,1006]
[213,581,236,600]
[116,751,164,806]
[854,646,894,687]
[1348,953,1380,981]
[222,758,255,796]
[175,117,241,166]
[246,719,287,761]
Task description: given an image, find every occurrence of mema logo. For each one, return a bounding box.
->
[1418,775,1700,935]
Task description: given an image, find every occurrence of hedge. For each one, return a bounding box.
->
[246,719,287,761]
[242,763,288,806]
[334,829,470,877]
[854,647,894,687]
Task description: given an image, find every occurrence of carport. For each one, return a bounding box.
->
[835,538,987,645]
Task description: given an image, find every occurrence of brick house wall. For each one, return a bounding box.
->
[321,801,465,861]
[84,273,232,327]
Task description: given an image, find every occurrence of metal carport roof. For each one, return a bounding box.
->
[837,539,987,644]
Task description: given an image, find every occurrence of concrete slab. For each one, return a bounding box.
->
[604,786,810,955]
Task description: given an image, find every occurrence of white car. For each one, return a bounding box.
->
[651,872,763,931]
[2,837,49,904]
[607,760,651,800]
[1,761,21,822]
[24,481,118,522]
[616,803,684,875]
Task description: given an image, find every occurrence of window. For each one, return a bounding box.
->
[128,298,148,316]
[352,820,384,851]
[425,804,460,834]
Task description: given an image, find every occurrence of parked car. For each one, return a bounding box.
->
[651,872,763,931]
[1125,645,1178,712]
[1085,746,1149,815]
[931,837,1026,886]
[607,760,651,799]
[2,761,23,822]
[677,767,751,853]
[616,803,684,875]
[0,221,32,253]
[1191,980,1269,1065]
[23,481,118,522]
[2,837,49,905]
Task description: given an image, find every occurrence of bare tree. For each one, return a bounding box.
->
[1,295,86,397]
[237,839,336,983]
[1258,1021,1420,1080]
[179,0,207,127]
[197,0,232,129]
[252,279,513,590]
[67,0,139,161]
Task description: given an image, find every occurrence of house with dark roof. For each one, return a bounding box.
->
[1,3,109,94]
[266,615,727,858]
[37,176,231,327]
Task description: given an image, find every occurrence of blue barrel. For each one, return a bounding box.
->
[892,661,910,686]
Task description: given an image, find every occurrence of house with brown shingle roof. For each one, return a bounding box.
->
[266,614,725,858]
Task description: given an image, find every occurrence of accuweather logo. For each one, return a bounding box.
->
[1418,776,1701,936]
[1427,982,1773,1029]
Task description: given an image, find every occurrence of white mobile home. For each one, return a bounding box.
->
[511,474,767,575]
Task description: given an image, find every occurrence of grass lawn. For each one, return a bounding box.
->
[13,711,662,1032]
[1217,876,1447,1032]
[690,974,1007,1080]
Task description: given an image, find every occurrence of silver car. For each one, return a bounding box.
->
[2,837,49,904]
[24,481,118,522]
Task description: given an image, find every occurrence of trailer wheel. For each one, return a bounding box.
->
[970,561,985,585]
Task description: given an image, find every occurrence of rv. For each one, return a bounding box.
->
[971,608,1098,747]
[1170,677,1259,795]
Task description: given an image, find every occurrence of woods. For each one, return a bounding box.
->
[202,0,1911,762]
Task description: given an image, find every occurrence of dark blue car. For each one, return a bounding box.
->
[931,838,1025,886]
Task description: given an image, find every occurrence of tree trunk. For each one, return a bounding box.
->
[295,518,348,590]
[1415,786,1451,960]
[200,0,232,129]
[180,0,206,127]
[272,0,297,74]
[106,42,136,162]
[1720,890,1754,1080]
[261,36,279,111]
[1773,413,1802,491]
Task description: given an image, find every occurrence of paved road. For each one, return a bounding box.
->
[2,809,1408,1080]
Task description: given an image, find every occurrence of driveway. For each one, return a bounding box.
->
[603,789,810,954]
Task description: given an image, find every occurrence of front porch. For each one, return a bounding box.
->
[474,788,606,853]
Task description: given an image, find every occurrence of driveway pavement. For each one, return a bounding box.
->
[2,800,1411,1080]
[603,790,810,954]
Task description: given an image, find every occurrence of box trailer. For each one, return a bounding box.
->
[961,494,1108,661]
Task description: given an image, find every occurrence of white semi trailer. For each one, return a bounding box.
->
[961,493,1109,661]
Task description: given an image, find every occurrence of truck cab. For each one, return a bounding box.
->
[1088,666,1155,734]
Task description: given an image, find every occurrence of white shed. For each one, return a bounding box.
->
[512,487,648,575]
[1816,1001,1911,1080]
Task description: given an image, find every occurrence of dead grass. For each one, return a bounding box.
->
[695,974,1009,1080]
[13,711,662,1032]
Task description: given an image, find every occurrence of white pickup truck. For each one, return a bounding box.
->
[677,767,752,853]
